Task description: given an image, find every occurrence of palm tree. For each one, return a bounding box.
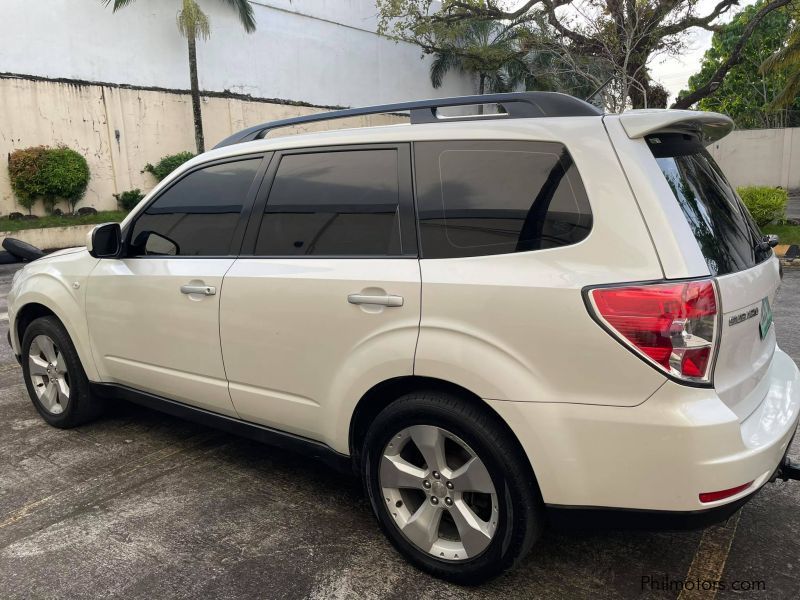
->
[760,6,800,110]
[103,0,256,153]
[429,20,529,104]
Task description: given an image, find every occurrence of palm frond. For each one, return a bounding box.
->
[430,51,462,88]
[217,0,257,33]
[768,69,800,110]
[178,0,211,40]
[761,41,800,73]
[102,0,138,11]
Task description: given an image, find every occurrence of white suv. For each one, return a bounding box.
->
[7,93,800,583]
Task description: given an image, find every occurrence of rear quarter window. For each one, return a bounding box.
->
[414,141,592,259]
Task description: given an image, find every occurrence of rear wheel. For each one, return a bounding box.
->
[362,392,543,584]
[21,316,102,428]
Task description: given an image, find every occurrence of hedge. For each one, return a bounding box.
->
[737,186,788,227]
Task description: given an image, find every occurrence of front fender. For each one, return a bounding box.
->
[9,253,100,381]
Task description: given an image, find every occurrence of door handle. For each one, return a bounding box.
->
[180,284,216,296]
[348,293,404,307]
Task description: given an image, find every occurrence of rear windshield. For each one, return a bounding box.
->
[648,133,769,276]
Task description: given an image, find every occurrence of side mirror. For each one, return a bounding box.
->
[87,223,122,258]
[766,234,779,248]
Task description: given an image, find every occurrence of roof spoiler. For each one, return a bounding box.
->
[618,110,734,144]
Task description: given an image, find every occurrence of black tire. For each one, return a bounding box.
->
[0,250,20,265]
[21,316,103,428]
[2,237,46,262]
[362,392,543,584]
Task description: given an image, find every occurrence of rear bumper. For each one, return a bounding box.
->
[487,347,800,513]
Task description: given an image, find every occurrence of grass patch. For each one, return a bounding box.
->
[0,211,127,232]
[763,224,800,246]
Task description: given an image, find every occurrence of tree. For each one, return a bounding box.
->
[103,0,256,153]
[682,1,798,129]
[760,5,800,111]
[428,19,530,97]
[378,0,791,111]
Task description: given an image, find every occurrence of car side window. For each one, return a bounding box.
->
[254,149,403,256]
[414,141,592,259]
[129,158,262,257]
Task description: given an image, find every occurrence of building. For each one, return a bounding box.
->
[0,0,474,215]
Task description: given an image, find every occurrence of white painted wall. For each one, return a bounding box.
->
[0,0,474,106]
[709,128,800,190]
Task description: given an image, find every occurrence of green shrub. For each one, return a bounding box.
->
[143,151,195,181]
[8,146,49,214]
[113,189,145,211]
[737,186,788,227]
[8,145,90,214]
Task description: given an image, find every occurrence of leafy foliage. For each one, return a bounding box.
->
[737,186,788,226]
[8,146,90,214]
[114,189,146,211]
[761,5,800,110]
[377,0,790,111]
[428,20,531,94]
[682,1,799,128]
[143,152,195,181]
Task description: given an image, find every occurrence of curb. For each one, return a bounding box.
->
[776,244,800,268]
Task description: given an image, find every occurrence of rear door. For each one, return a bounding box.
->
[219,144,420,441]
[646,132,780,420]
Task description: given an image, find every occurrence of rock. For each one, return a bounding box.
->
[8,212,24,221]
[77,206,98,216]
[52,208,63,216]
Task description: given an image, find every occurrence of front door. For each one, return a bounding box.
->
[220,145,420,441]
[86,155,268,416]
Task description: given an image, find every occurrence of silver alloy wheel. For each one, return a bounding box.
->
[379,425,499,561]
[28,334,70,415]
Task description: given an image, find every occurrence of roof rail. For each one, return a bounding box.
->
[213,92,602,149]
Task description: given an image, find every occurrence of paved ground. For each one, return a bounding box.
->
[0,262,798,600]
[787,191,800,221]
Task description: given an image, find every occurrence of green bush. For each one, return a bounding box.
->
[737,186,788,227]
[8,145,90,214]
[143,151,195,181]
[113,189,145,211]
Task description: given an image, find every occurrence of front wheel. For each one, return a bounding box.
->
[21,316,103,428]
[362,392,543,584]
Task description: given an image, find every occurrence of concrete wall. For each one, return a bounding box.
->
[708,128,800,190]
[0,0,473,107]
[0,75,407,215]
[0,224,95,252]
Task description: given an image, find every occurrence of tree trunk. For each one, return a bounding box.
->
[187,32,205,154]
[626,62,648,109]
[478,73,486,115]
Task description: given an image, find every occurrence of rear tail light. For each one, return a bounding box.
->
[588,279,719,384]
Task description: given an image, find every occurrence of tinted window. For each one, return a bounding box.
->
[256,150,402,256]
[414,141,592,258]
[130,159,261,256]
[649,133,768,276]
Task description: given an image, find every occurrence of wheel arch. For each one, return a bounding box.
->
[348,375,541,495]
[12,298,99,381]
